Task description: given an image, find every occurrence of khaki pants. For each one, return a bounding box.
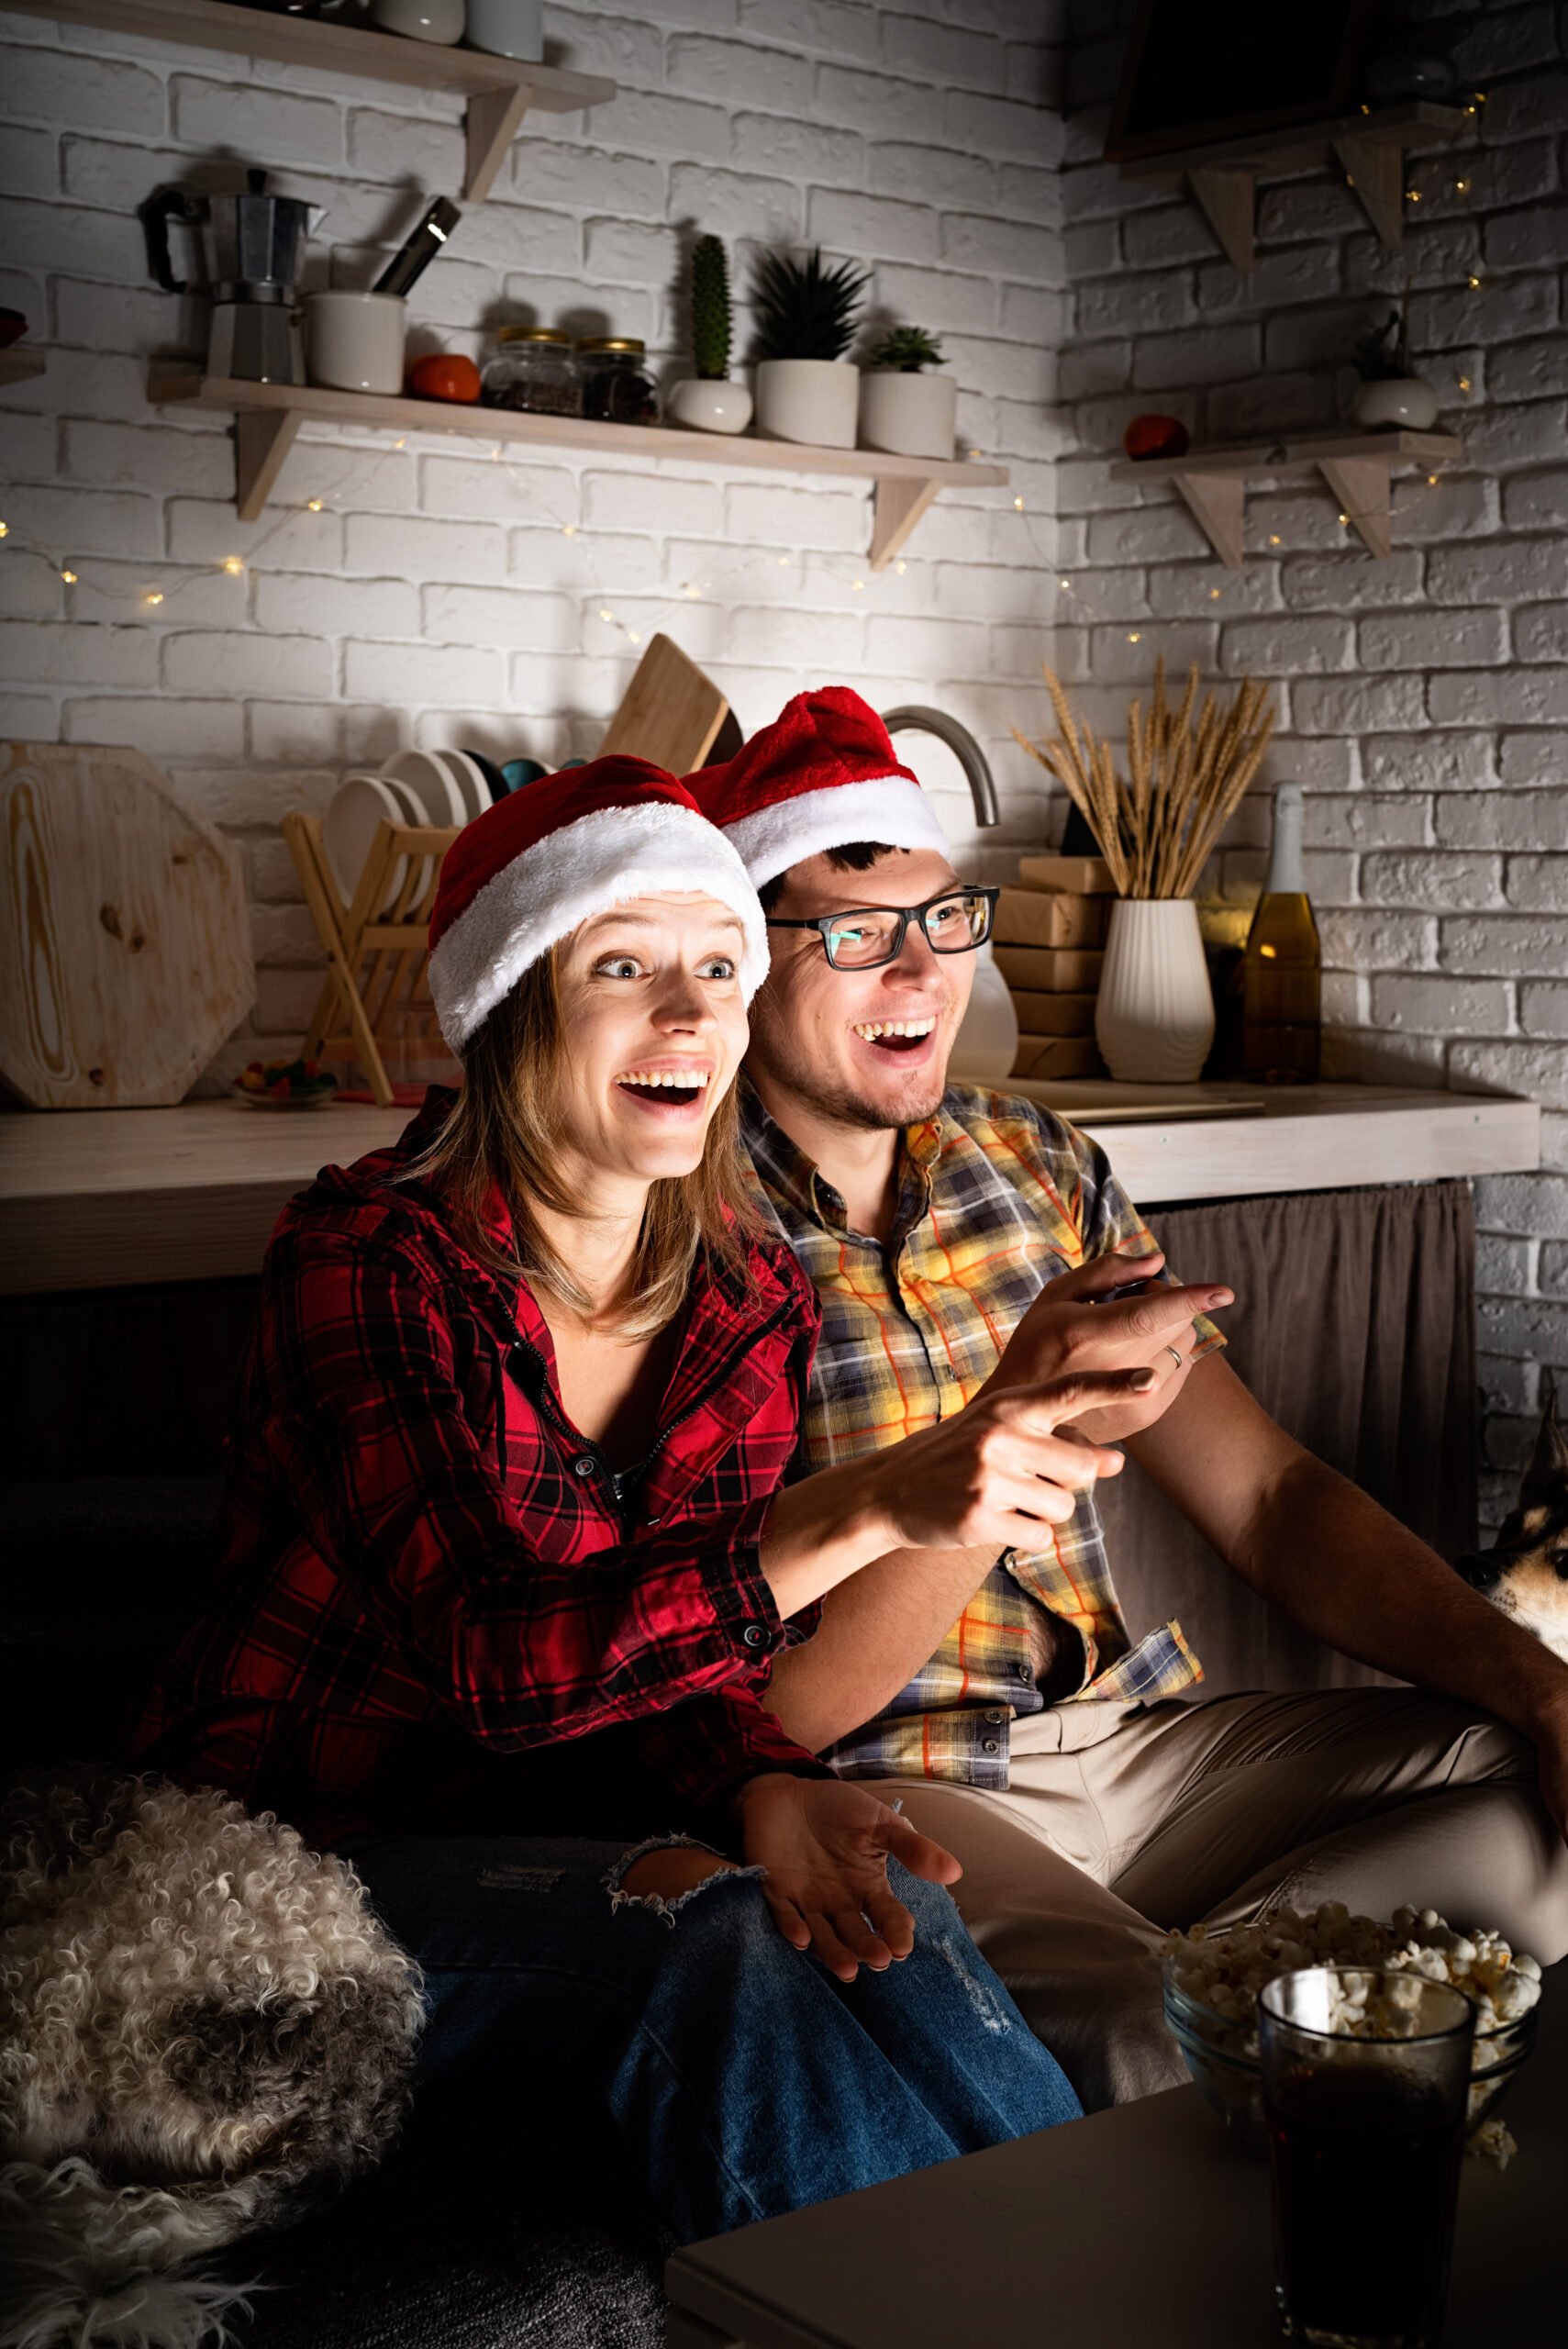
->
[864,1688,1568,2112]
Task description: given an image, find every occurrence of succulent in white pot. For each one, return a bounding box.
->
[665,233,753,437]
[858,325,957,461]
[752,246,868,450]
[1350,293,1439,430]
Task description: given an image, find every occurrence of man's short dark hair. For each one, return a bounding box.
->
[758,841,906,913]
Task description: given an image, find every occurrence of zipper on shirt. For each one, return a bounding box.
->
[504,1295,797,1534]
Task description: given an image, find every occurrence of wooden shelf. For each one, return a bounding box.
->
[1108,428,1463,567]
[1121,101,1470,273]
[0,346,45,386]
[149,371,1011,567]
[2,0,616,200]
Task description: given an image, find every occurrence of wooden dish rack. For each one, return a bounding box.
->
[284,809,459,1107]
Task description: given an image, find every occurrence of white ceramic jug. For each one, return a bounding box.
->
[1095,897,1215,1083]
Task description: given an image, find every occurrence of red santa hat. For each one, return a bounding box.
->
[689,686,951,888]
[427,755,769,1053]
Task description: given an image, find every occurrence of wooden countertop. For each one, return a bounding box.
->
[0,1083,1540,1296]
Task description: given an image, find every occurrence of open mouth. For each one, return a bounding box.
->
[852,1018,938,1058]
[614,1067,711,1109]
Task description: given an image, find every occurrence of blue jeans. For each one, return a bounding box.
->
[341,1832,1082,2244]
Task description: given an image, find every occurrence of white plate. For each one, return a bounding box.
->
[389,747,469,829]
[433,748,491,823]
[380,773,435,911]
[325,772,411,909]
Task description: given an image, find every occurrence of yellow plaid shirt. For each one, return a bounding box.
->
[743,1082,1221,1787]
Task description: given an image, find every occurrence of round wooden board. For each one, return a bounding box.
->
[1,741,256,1108]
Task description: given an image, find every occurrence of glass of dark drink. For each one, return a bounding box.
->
[1259,1966,1475,2349]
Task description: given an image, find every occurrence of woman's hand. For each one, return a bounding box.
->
[862,1366,1155,1554]
[734,1773,962,1982]
[987,1251,1234,1443]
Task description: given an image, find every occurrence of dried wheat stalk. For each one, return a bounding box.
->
[1014,660,1275,899]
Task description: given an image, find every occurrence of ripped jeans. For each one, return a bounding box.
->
[340,1831,1082,2243]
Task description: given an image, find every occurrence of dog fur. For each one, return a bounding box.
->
[0,1770,424,2349]
[1453,1378,1568,1664]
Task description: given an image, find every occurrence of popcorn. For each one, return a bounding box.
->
[1163,1900,1543,2062]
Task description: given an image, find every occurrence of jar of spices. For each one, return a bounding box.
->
[576,336,659,426]
[482,327,582,417]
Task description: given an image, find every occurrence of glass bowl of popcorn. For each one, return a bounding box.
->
[1162,1903,1542,2154]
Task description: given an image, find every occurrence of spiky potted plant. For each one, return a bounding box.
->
[667,234,753,437]
[859,323,956,461]
[752,244,868,450]
[1350,284,1438,429]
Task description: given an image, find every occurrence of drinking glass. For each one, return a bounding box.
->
[1259,1966,1474,2349]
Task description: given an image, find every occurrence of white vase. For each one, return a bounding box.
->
[666,377,754,436]
[858,370,957,461]
[949,945,1018,1084]
[1352,375,1440,430]
[755,358,859,450]
[1095,898,1215,1084]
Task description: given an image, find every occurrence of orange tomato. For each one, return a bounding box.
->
[408,352,482,404]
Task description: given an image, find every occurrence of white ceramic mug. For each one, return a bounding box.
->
[463,0,542,59]
[306,291,407,396]
[372,0,465,44]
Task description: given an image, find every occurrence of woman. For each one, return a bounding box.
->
[137,758,1140,2241]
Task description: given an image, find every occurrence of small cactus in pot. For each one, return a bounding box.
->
[1350,280,1438,430]
[667,231,753,436]
[859,318,957,461]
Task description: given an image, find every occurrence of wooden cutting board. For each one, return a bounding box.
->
[1,741,255,1108]
[597,632,729,772]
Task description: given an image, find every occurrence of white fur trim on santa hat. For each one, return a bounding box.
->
[428,796,769,1052]
[725,774,952,890]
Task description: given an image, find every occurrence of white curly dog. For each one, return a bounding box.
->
[0,1770,424,2349]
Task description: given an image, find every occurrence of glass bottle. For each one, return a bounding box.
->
[575,336,659,425]
[1241,781,1321,1084]
[481,327,582,416]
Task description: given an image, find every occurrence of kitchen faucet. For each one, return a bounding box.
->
[879,706,999,829]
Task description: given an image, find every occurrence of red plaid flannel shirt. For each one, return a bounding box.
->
[134,1091,831,1844]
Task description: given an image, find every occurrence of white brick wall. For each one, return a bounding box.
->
[0,0,1069,1075]
[1061,0,1568,1522]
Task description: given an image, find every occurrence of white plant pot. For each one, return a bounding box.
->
[372,0,465,42]
[949,945,1018,1085]
[666,377,754,436]
[1095,898,1215,1084]
[755,358,859,450]
[1352,375,1440,430]
[858,370,958,461]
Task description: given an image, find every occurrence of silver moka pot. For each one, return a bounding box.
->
[143,169,324,384]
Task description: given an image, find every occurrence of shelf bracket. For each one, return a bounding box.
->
[1332,135,1407,250]
[1316,453,1393,560]
[235,407,303,522]
[1170,470,1246,570]
[870,475,941,572]
[466,83,532,204]
[1187,167,1255,273]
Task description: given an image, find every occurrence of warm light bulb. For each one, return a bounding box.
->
[394,438,406,451]
[1345,173,1355,188]
[61,568,77,583]
[684,583,701,597]
[1458,375,1472,393]
[1338,512,1350,525]
[1268,535,1282,547]
[1127,630,1140,643]
[895,560,906,574]
[1428,473,1440,486]
[1260,942,1277,959]
[306,498,325,513]
[777,554,790,567]
[1209,586,1221,599]
[1013,495,1024,509]
[223,557,244,574]
[1467,275,1483,290]
[628,629,641,643]
[852,579,864,592]
[1455,179,1469,194]
[562,524,576,537]
[143,591,164,606]
[0,520,8,538]
[1059,575,1070,590]
[598,607,612,621]
[1406,188,1420,203]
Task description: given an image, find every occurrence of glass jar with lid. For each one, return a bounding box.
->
[482,327,582,417]
[575,336,659,426]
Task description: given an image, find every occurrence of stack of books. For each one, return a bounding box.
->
[995,854,1114,1080]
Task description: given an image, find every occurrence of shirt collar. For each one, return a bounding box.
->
[740,1078,943,1244]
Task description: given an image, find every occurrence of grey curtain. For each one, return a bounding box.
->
[1095,1180,1477,1698]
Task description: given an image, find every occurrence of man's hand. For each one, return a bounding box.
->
[989,1250,1234,1442]
[733,1773,962,1982]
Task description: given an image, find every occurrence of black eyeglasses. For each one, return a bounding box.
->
[765,886,1000,971]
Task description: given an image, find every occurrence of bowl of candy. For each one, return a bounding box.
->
[231,1056,339,1108]
[1162,1903,1542,2158]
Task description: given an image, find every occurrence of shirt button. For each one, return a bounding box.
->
[941,1364,957,1382]
[573,1455,596,1479]
[741,1623,767,1649]
[1017,1662,1034,1682]
[984,1708,1006,1724]
[983,1737,1001,1756]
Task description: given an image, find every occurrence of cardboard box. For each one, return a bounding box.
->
[1010,1035,1105,1081]
[1017,853,1115,895]
[994,945,1105,992]
[1006,988,1097,1037]
[995,887,1107,950]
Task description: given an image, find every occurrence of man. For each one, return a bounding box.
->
[692,687,1568,2110]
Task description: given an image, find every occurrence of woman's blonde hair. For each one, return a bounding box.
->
[414,950,758,1337]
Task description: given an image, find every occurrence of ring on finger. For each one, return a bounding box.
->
[1165,1345,1184,1369]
